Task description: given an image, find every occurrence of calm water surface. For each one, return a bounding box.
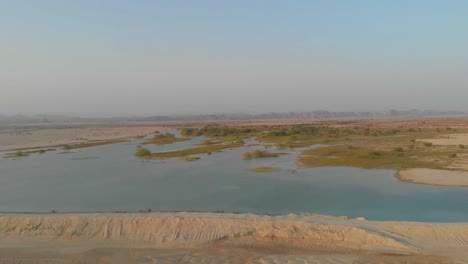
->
[1,133,467,222]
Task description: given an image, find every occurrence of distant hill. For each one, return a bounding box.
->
[0,110,466,125]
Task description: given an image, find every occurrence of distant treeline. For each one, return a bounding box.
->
[141,110,467,122]
[0,110,466,124]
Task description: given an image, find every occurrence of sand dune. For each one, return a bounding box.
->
[0,213,467,263]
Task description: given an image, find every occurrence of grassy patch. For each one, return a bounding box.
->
[197,137,245,146]
[248,166,280,172]
[298,144,461,170]
[256,124,402,148]
[145,142,244,159]
[3,148,56,158]
[179,156,200,161]
[15,151,26,157]
[243,150,280,160]
[61,139,128,150]
[143,132,190,145]
[135,147,151,157]
[181,126,257,138]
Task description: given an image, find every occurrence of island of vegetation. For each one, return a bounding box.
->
[135,147,151,157]
[62,139,128,150]
[248,166,280,173]
[131,121,468,186]
[143,132,190,145]
[297,131,466,171]
[179,156,200,161]
[243,150,280,160]
[135,141,244,160]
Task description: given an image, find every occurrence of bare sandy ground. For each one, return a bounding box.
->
[418,133,468,146]
[398,169,468,187]
[0,125,170,151]
[0,212,467,263]
[395,133,468,187]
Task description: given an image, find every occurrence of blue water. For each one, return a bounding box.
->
[1,134,467,222]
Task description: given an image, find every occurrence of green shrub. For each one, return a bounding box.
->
[135,147,151,157]
[424,142,433,147]
[243,152,252,160]
[449,153,457,158]
[393,147,404,152]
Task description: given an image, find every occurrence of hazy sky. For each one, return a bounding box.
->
[1,0,468,116]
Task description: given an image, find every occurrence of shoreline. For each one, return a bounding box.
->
[396,168,468,187]
[298,156,468,188]
[0,210,467,224]
[0,124,171,152]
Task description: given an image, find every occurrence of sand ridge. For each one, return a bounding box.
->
[0,212,468,263]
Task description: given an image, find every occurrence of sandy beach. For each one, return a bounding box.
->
[396,133,468,187]
[0,124,170,151]
[418,133,468,146]
[0,212,467,263]
[397,168,468,187]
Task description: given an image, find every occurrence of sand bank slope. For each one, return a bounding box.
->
[0,213,468,263]
[0,214,411,251]
[398,168,468,187]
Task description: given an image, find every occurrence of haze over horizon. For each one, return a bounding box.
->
[2,1,468,116]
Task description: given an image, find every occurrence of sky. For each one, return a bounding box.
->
[1,0,468,117]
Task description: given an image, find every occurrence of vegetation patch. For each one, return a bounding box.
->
[176,122,468,173]
[248,166,280,173]
[61,139,128,150]
[179,156,201,161]
[298,144,463,171]
[144,142,244,159]
[256,124,400,148]
[143,132,190,145]
[181,125,257,138]
[3,148,56,158]
[243,150,280,160]
[135,147,151,157]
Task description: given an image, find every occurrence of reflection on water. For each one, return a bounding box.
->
[0,133,467,222]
